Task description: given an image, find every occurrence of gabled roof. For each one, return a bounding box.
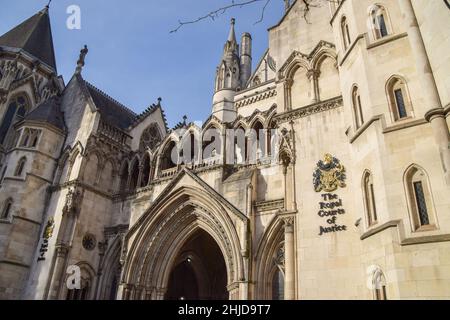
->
[0,7,57,71]
[24,95,65,131]
[83,80,137,130]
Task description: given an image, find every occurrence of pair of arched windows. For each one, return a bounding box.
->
[352,76,412,130]
[1,198,13,220]
[363,166,436,232]
[340,5,391,51]
[19,128,41,148]
[119,154,152,193]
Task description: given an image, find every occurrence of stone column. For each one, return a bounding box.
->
[284,217,295,300]
[137,164,144,188]
[284,79,293,111]
[47,245,69,300]
[398,0,450,183]
[307,70,320,103]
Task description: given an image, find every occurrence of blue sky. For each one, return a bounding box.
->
[1,0,285,127]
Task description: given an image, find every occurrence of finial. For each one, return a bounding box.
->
[231,18,235,25]
[75,45,89,74]
[182,115,188,125]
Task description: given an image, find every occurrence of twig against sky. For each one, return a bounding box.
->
[170,0,340,33]
[170,0,271,33]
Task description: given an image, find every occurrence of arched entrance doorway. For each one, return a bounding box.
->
[165,229,228,300]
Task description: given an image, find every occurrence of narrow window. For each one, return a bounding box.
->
[341,17,351,50]
[413,181,430,226]
[15,158,26,177]
[405,166,436,231]
[387,77,412,121]
[1,200,12,219]
[352,86,364,129]
[363,172,378,226]
[31,135,39,148]
[394,89,407,119]
[378,14,388,37]
[272,268,285,300]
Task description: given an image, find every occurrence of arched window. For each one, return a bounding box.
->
[30,129,40,148]
[370,5,390,40]
[100,160,114,192]
[249,121,265,163]
[0,95,29,145]
[352,86,364,129]
[1,198,13,219]
[82,153,99,186]
[160,141,178,171]
[129,159,140,191]
[234,126,247,165]
[20,129,30,147]
[341,16,351,50]
[404,166,436,231]
[119,162,129,192]
[66,264,94,300]
[363,171,378,227]
[371,267,387,300]
[271,268,285,300]
[15,157,27,177]
[386,76,413,121]
[141,154,151,187]
[202,125,222,162]
[181,132,198,165]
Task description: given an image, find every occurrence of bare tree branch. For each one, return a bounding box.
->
[170,0,339,33]
[170,0,269,33]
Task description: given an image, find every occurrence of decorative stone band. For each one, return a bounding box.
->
[254,199,285,212]
[235,89,277,108]
[274,96,343,125]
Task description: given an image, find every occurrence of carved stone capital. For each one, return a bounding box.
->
[307,69,320,80]
[55,244,69,258]
[283,217,295,233]
[284,78,294,88]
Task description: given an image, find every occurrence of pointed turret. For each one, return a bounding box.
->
[227,18,237,44]
[212,19,251,122]
[0,6,57,71]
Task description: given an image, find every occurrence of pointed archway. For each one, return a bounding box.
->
[165,229,228,300]
[120,175,248,300]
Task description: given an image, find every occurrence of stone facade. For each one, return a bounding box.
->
[0,0,449,300]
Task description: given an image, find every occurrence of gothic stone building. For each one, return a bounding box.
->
[0,0,450,300]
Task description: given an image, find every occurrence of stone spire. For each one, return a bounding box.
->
[0,5,57,70]
[228,18,237,43]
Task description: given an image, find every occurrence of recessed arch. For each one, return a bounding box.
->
[122,185,245,300]
[255,215,285,300]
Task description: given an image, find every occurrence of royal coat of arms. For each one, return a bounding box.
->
[313,154,346,192]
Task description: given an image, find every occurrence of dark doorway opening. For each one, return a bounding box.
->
[165,229,228,300]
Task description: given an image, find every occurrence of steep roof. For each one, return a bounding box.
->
[24,96,65,130]
[0,7,57,71]
[83,80,137,130]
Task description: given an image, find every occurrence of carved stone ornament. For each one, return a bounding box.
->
[63,187,82,215]
[313,153,346,192]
